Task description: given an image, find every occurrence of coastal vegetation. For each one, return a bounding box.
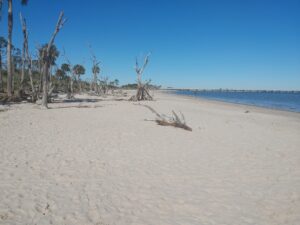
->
[0,3,156,106]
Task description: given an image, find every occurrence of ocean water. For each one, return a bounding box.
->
[174,90,300,113]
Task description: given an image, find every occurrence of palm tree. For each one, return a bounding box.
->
[61,63,72,93]
[61,63,70,73]
[39,44,59,67]
[73,64,85,93]
[1,0,28,97]
[38,44,59,89]
[55,68,65,80]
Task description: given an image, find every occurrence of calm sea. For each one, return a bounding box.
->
[174,90,300,113]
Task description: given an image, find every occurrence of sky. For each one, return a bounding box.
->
[0,0,299,90]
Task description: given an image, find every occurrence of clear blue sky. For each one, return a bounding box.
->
[1,0,299,90]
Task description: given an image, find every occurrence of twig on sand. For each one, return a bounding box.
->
[137,104,192,131]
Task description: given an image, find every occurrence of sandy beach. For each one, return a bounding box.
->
[1,91,300,225]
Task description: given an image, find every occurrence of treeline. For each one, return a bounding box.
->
[0,1,121,107]
[0,34,120,100]
[121,83,161,90]
[0,1,160,107]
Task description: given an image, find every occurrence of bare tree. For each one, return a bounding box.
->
[89,44,100,94]
[0,46,2,93]
[18,13,26,96]
[4,0,28,97]
[41,11,66,108]
[36,46,43,93]
[19,13,35,101]
[130,53,153,101]
[6,0,13,97]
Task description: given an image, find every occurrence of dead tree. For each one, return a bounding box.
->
[36,48,43,93]
[141,104,192,131]
[0,47,2,93]
[41,11,66,108]
[129,53,153,101]
[89,44,100,94]
[19,13,36,101]
[0,37,7,93]
[18,13,26,97]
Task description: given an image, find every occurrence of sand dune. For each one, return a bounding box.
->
[1,91,300,225]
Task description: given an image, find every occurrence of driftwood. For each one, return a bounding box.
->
[129,53,153,101]
[139,104,192,131]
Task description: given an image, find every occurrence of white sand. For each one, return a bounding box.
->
[1,91,300,225]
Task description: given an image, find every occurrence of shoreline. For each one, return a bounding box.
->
[161,90,300,118]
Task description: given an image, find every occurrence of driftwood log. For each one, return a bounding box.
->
[139,104,192,131]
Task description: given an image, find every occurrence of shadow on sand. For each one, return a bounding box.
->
[52,98,103,103]
[48,105,103,110]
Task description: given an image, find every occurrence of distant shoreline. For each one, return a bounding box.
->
[162,88,300,93]
[162,89,300,114]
